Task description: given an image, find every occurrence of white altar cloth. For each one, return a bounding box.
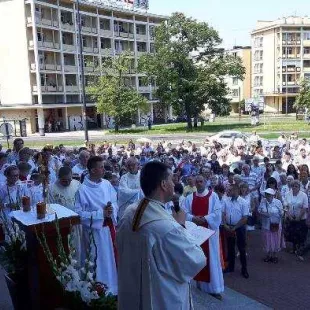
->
[10,204,79,226]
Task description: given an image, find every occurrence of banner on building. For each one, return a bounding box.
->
[90,0,149,10]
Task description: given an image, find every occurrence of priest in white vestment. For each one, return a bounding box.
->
[49,166,81,264]
[118,157,143,219]
[75,156,118,295]
[117,161,206,310]
[184,175,224,299]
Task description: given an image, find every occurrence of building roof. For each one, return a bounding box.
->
[66,0,168,20]
[251,16,310,35]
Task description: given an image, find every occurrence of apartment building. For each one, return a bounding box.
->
[226,46,252,113]
[0,0,166,135]
[251,16,310,113]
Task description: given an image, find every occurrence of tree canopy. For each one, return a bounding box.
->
[87,55,148,132]
[294,79,310,111]
[139,12,245,129]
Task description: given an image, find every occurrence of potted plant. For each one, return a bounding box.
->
[0,210,30,310]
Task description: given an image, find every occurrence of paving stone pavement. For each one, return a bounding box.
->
[1,230,308,309]
[225,230,310,309]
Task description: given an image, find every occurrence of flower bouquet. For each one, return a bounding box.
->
[0,210,30,310]
[36,217,117,310]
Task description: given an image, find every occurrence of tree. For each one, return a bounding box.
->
[139,12,245,130]
[87,54,148,132]
[294,79,310,112]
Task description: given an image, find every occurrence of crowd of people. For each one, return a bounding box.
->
[1,132,310,305]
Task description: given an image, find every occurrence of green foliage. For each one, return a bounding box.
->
[0,211,27,274]
[87,54,148,132]
[294,79,310,110]
[139,12,245,128]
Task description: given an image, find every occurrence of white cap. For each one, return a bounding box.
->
[264,188,275,196]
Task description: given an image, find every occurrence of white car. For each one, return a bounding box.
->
[209,130,266,146]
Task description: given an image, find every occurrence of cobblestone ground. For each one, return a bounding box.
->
[224,230,310,309]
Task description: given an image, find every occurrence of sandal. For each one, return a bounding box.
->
[273,257,278,264]
[263,256,271,262]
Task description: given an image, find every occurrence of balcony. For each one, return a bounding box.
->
[304,67,310,72]
[63,44,76,52]
[100,48,112,56]
[32,85,63,92]
[83,47,98,54]
[38,41,60,50]
[304,40,310,47]
[137,51,147,57]
[82,26,97,34]
[66,85,79,92]
[100,29,113,37]
[304,54,310,59]
[84,66,95,73]
[62,23,75,31]
[138,86,150,92]
[64,65,76,72]
[287,81,297,86]
[136,34,148,41]
[117,31,134,39]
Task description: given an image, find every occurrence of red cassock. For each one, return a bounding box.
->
[192,191,212,282]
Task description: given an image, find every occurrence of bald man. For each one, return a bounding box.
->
[118,157,143,219]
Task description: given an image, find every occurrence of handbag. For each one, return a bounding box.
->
[270,223,279,232]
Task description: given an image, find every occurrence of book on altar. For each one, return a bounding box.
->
[184,221,215,246]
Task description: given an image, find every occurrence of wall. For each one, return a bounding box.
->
[242,48,252,99]
[0,1,32,105]
[263,29,277,94]
[0,109,36,134]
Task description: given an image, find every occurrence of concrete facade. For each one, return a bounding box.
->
[226,46,252,113]
[251,16,310,113]
[0,0,166,134]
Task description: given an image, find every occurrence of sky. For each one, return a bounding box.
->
[148,0,310,48]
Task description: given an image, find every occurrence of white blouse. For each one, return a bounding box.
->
[258,198,283,230]
[284,191,308,220]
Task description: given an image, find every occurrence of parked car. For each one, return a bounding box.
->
[209,130,271,147]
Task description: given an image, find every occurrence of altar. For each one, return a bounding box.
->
[11,204,80,310]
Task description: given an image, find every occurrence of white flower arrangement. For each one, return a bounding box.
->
[0,210,28,274]
[36,216,117,309]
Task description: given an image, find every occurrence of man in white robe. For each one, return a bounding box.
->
[49,166,81,264]
[72,150,90,178]
[117,161,206,310]
[118,157,143,219]
[75,156,118,295]
[184,174,224,299]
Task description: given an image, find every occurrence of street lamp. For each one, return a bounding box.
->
[76,0,89,144]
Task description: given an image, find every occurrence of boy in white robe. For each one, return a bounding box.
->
[117,161,206,310]
[75,156,118,295]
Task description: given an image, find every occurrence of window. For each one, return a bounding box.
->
[101,39,111,49]
[304,47,310,54]
[100,19,110,30]
[304,32,310,40]
[232,77,238,85]
[232,89,239,97]
[82,36,87,47]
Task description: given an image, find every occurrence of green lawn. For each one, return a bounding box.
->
[109,117,310,137]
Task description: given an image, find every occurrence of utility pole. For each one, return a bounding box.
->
[76,0,89,144]
[238,85,241,121]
